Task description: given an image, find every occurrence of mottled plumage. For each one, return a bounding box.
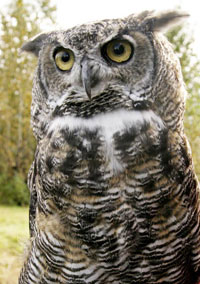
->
[19,10,200,284]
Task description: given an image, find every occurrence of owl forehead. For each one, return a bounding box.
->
[58,18,138,50]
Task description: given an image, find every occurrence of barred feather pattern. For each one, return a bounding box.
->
[19,109,200,284]
[19,10,200,284]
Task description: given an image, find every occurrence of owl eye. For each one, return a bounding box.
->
[102,39,134,64]
[54,47,75,71]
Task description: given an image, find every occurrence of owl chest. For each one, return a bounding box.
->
[35,111,195,282]
[42,123,132,188]
[38,111,166,250]
[40,110,163,194]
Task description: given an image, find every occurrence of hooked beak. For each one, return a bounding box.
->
[81,58,92,100]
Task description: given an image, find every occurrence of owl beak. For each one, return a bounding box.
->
[81,59,92,100]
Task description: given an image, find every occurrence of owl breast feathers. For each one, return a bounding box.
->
[19,10,200,284]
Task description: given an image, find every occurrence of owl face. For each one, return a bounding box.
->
[34,20,155,109]
[22,11,188,138]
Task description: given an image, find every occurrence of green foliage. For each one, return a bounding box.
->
[167,26,200,179]
[0,174,29,205]
[0,0,56,205]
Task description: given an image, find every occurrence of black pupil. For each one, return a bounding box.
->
[113,42,125,55]
[61,51,70,62]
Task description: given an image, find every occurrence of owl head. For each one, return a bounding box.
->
[22,10,188,140]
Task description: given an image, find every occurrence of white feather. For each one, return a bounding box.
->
[49,109,164,133]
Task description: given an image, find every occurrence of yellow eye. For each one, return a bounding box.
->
[54,48,74,71]
[103,39,133,64]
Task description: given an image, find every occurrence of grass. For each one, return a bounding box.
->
[0,206,29,284]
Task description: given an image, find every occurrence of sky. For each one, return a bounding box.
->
[53,0,200,30]
[0,0,200,54]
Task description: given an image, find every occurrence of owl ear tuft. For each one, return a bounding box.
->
[138,10,189,32]
[21,33,49,56]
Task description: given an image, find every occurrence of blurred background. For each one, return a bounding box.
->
[0,0,200,283]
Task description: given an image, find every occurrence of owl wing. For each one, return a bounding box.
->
[27,148,39,237]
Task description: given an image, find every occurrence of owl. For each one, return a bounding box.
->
[19,10,200,284]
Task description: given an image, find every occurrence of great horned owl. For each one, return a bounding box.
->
[19,11,200,284]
